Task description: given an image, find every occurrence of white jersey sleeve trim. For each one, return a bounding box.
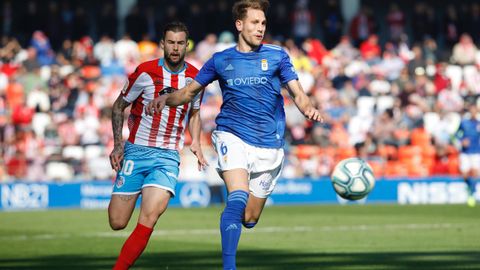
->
[263,44,282,51]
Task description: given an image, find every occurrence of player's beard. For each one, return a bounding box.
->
[165,53,185,69]
[242,32,263,50]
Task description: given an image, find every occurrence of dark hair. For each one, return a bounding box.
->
[385,108,394,119]
[232,0,269,21]
[162,21,189,40]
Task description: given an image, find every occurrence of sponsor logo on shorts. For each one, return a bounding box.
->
[259,179,272,191]
[116,176,125,188]
[166,171,178,180]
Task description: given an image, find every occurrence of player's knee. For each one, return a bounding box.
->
[139,211,163,228]
[109,219,128,231]
[243,211,260,226]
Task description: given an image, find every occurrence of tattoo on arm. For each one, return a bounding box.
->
[112,96,130,146]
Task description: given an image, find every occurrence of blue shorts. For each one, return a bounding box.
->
[112,142,180,196]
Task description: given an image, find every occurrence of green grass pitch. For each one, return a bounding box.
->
[0,204,479,269]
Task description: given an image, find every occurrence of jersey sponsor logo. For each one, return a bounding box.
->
[227,76,268,86]
[261,59,268,71]
[225,64,234,71]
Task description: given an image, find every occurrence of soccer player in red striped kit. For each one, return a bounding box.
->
[108,22,208,269]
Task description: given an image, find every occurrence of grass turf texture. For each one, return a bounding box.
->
[0,204,479,269]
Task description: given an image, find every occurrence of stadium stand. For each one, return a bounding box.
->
[0,0,479,182]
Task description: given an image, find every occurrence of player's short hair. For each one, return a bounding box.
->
[232,0,270,21]
[162,21,189,41]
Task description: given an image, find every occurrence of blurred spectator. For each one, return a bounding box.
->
[408,46,426,77]
[331,36,359,64]
[386,3,405,43]
[196,34,217,63]
[321,0,343,49]
[94,35,115,66]
[451,34,478,66]
[349,6,376,47]
[137,34,158,62]
[215,31,236,52]
[114,34,139,74]
[443,5,461,50]
[30,31,55,66]
[372,108,399,147]
[360,34,381,65]
[291,0,313,44]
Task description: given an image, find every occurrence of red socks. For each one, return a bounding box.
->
[113,223,153,270]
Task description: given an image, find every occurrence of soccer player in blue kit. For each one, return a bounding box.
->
[456,102,480,207]
[146,0,322,269]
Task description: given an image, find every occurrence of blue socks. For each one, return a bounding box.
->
[466,177,477,195]
[220,190,249,270]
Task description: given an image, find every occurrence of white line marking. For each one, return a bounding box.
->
[0,223,471,241]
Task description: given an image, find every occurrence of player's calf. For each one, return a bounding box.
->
[220,190,249,270]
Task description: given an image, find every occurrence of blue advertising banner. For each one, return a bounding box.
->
[0,181,212,210]
[0,178,478,210]
[268,177,477,205]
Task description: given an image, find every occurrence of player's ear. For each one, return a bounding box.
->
[235,19,243,32]
[160,39,165,49]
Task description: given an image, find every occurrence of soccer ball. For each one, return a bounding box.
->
[331,157,375,200]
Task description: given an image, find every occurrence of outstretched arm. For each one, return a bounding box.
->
[286,79,323,122]
[188,108,209,170]
[110,94,131,171]
[145,80,204,115]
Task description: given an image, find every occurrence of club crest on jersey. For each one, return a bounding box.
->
[154,78,163,86]
[261,59,268,71]
[116,176,125,188]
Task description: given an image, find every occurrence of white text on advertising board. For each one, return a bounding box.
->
[1,184,49,209]
[397,182,475,204]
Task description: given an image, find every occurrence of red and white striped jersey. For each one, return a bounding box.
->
[121,58,203,150]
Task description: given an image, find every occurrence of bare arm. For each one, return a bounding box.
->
[146,80,204,115]
[188,108,209,170]
[286,80,323,122]
[109,94,131,171]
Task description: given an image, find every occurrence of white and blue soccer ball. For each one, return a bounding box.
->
[330,157,375,200]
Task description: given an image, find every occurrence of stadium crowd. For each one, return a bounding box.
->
[0,0,479,182]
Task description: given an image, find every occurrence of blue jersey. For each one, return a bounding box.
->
[456,117,480,154]
[195,44,298,148]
